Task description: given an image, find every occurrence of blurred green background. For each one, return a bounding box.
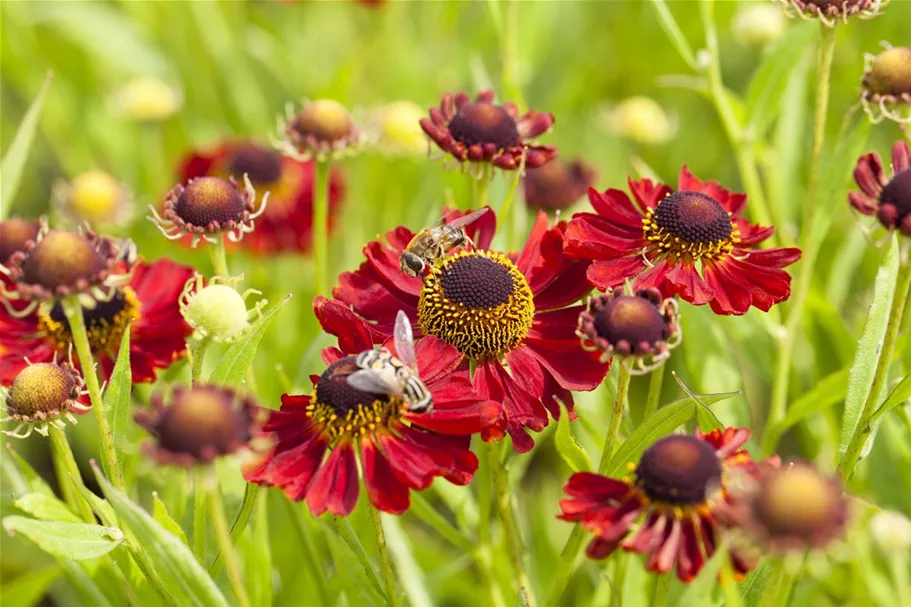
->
[2,1,911,606]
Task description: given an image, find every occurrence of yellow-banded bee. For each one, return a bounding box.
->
[399,208,489,277]
[346,310,432,413]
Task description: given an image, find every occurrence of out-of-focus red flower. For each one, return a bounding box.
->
[850,140,911,235]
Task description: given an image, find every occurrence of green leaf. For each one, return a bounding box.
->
[648,0,697,70]
[73,482,117,528]
[840,236,900,454]
[605,392,736,477]
[57,560,115,607]
[0,566,62,607]
[14,493,81,524]
[555,402,593,472]
[742,561,774,607]
[152,492,189,547]
[778,367,850,433]
[2,516,123,560]
[870,372,911,424]
[103,322,133,474]
[92,466,229,607]
[744,22,816,136]
[209,295,291,386]
[676,546,727,607]
[4,444,56,499]
[246,489,273,607]
[0,72,53,220]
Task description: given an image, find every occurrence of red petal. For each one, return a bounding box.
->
[313,296,374,355]
[587,256,648,291]
[893,141,911,173]
[413,335,466,385]
[627,176,673,211]
[305,444,359,516]
[361,440,411,514]
[408,401,499,435]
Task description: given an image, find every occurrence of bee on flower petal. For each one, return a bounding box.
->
[400,208,489,277]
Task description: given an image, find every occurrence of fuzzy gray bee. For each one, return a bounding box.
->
[399,208,489,277]
[346,310,433,413]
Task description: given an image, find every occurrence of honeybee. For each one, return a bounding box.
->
[399,208,489,277]
[346,310,433,413]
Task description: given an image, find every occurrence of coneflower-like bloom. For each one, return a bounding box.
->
[1,357,89,439]
[850,141,911,235]
[178,141,346,254]
[136,384,264,467]
[331,208,609,452]
[564,167,802,316]
[275,99,367,162]
[775,0,887,26]
[576,287,680,373]
[523,158,597,212]
[1,259,194,385]
[559,428,769,582]
[148,176,268,247]
[860,46,911,124]
[244,298,498,515]
[420,90,557,174]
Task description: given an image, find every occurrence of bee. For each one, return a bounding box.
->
[399,208,489,277]
[346,310,433,413]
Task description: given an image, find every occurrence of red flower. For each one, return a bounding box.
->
[559,428,767,582]
[564,166,802,315]
[244,298,498,516]
[1,258,194,389]
[849,140,911,235]
[179,141,345,254]
[420,90,557,172]
[331,208,609,452]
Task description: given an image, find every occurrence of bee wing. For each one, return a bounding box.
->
[443,208,489,231]
[346,370,404,397]
[393,310,418,370]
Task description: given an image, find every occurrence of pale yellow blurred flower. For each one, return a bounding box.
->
[367,100,429,157]
[110,76,182,121]
[600,96,676,145]
[53,170,132,227]
[732,3,786,48]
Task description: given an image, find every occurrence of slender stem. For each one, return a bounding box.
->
[61,297,123,490]
[764,23,837,456]
[487,441,536,607]
[475,439,505,607]
[502,153,526,252]
[642,363,665,424]
[190,338,209,383]
[609,552,627,607]
[474,165,492,209]
[207,475,250,607]
[328,516,387,597]
[313,158,331,296]
[193,469,207,560]
[720,557,745,607]
[368,505,400,607]
[48,425,94,522]
[281,499,330,606]
[651,573,671,607]
[208,237,230,278]
[544,361,633,606]
[838,251,911,477]
[501,0,526,110]
[208,483,259,574]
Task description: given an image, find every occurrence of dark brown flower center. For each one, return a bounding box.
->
[20,231,105,291]
[315,357,390,417]
[41,287,140,352]
[654,191,733,244]
[0,219,39,264]
[228,145,283,185]
[157,387,248,459]
[174,177,246,228]
[754,464,839,538]
[592,295,667,349]
[418,251,534,359]
[635,435,722,505]
[448,103,520,150]
[865,47,911,96]
[881,169,911,219]
[8,363,76,418]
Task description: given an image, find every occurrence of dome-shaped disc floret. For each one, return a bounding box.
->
[179,274,268,343]
[0,223,135,316]
[850,140,911,236]
[576,287,680,373]
[1,357,89,439]
[274,98,367,162]
[523,158,597,212]
[861,45,911,124]
[135,384,264,467]
[52,170,133,228]
[775,0,887,27]
[148,176,268,247]
[0,219,40,266]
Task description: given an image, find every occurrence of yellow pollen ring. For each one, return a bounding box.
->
[38,288,140,353]
[417,250,534,360]
[306,390,404,442]
[641,207,741,262]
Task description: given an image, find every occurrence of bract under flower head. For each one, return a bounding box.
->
[861,46,911,124]
[149,175,268,247]
[179,274,267,343]
[1,356,89,439]
[776,0,887,27]
[275,99,367,162]
[53,170,133,228]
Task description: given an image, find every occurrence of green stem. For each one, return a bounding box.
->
[476,439,504,607]
[328,516,386,598]
[500,0,526,110]
[208,483,259,575]
[281,499,330,606]
[487,441,536,607]
[544,361,632,606]
[764,23,837,456]
[207,476,250,607]
[501,154,525,252]
[838,251,911,477]
[609,552,627,607]
[61,297,123,491]
[368,505,400,607]
[474,165,492,209]
[720,558,745,607]
[190,338,209,383]
[651,573,670,607]
[642,363,665,424]
[313,158,331,296]
[208,237,230,278]
[699,0,774,233]
[193,469,207,560]
[48,425,94,522]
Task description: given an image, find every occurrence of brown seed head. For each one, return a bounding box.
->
[7,362,80,421]
[19,230,105,292]
[291,100,356,144]
[863,47,911,97]
[0,218,40,265]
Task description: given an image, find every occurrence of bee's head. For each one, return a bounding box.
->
[400,251,425,277]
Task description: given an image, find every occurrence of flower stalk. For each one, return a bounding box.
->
[313,158,332,295]
[368,504,400,607]
[61,296,124,491]
[207,474,251,607]
[208,237,230,278]
[642,363,665,424]
[48,425,94,522]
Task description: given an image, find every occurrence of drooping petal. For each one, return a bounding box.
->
[361,439,411,514]
[305,443,359,516]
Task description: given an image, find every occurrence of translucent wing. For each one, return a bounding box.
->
[393,310,417,370]
[443,208,489,231]
[346,370,403,397]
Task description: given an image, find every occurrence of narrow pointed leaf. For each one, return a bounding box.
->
[870,372,911,424]
[2,516,123,560]
[209,295,291,386]
[4,444,56,499]
[14,493,81,523]
[555,402,593,472]
[152,492,189,547]
[0,566,62,607]
[103,323,133,471]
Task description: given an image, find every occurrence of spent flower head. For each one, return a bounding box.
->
[275,98,367,162]
[523,158,597,212]
[179,274,267,343]
[0,218,40,266]
[861,45,911,124]
[775,0,888,27]
[1,354,89,439]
